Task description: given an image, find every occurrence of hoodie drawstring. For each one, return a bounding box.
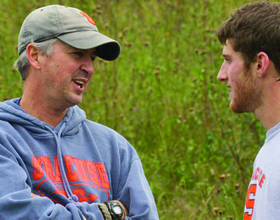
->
[45,123,79,203]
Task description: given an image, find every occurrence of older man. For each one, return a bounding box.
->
[0,5,159,220]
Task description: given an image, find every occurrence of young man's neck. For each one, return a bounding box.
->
[255,99,280,131]
[254,77,280,131]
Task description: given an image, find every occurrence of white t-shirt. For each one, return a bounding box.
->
[244,122,280,219]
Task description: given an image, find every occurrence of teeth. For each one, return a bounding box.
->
[75,80,85,85]
[73,80,85,89]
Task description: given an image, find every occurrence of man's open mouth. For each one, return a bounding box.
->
[73,80,85,89]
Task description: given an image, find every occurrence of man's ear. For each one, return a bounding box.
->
[26,44,41,70]
[256,52,269,78]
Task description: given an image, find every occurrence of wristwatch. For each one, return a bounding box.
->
[105,201,124,220]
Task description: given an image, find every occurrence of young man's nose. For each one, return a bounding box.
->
[217,62,228,82]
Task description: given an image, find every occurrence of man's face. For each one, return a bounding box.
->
[217,40,263,113]
[38,40,95,109]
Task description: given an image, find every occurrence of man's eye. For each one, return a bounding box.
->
[91,56,96,61]
[72,52,83,57]
[224,57,230,63]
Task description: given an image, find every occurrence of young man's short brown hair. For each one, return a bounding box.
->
[217,1,280,73]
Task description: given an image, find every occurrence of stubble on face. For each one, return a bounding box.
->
[230,68,263,113]
[41,41,94,109]
[62,70,90,106]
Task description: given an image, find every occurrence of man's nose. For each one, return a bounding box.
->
[81,56,94,75]
[217,62,228,82]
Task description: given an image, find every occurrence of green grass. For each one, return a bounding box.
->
[0,0,270,219]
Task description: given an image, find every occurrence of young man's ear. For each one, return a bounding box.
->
[256,52,269,78]
[26,44,41,70]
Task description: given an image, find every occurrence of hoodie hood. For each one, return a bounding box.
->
[0,98,86,136]
[0,98,88,202]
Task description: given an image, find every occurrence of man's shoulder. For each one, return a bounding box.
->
[0,120,21,141]
[83,119,130,144]
[84,119,119,135]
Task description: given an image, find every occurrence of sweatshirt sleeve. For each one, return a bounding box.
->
[0,144,104,220]
[118,158,159,220]
[108,134,159,220]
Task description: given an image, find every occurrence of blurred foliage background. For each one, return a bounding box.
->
[0,0,271,219]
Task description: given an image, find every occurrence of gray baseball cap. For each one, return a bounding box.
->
[18,5,120,61]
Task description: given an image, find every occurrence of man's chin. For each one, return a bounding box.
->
[230,101,242,113]
[230,102,251,113]
[65,96,83,107]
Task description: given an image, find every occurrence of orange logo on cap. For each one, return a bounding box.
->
[80,11,96,25]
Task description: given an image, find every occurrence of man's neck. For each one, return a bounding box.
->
[19,95,68,128]
[255,99,280,131]
[254,79,280,131]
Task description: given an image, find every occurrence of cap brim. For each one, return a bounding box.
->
[58,31,121,61]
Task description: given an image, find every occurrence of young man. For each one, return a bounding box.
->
[217,1,280,219]
[0,5,159,220]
